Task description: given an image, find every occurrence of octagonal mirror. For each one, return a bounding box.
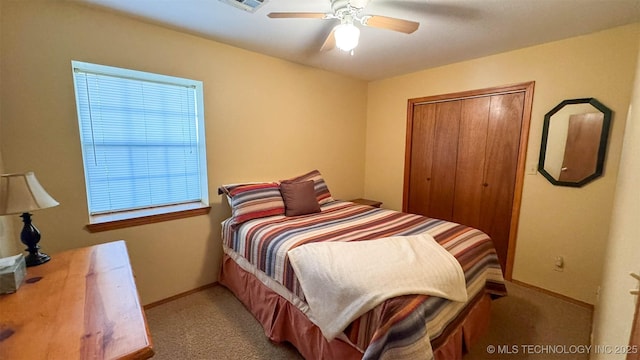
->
[538,98,612,187]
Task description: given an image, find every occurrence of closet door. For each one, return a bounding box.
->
[407,104,437,215]
[479,92,525,271]
[404,82,534,279]
[452,97,491,229]
[407,101,460,220]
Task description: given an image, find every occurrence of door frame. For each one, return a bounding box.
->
[628,290,640,360]
[402,81,535,280]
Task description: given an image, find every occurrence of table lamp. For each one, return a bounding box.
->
[0,172,59,266]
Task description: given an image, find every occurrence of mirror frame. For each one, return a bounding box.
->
[538,98,612,187]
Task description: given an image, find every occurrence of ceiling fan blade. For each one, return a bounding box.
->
[363,15,419,34]
[320,28,336,52]
[267,12,329,19]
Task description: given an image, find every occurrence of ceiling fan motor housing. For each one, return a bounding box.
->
[331,0,369,13]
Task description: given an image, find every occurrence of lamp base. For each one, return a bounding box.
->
[19,212,51,267]
[25,251,51,267]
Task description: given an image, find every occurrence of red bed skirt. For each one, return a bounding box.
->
[219,254,493,359]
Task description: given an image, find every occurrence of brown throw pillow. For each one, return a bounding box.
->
[282,169,334,205]
[280,180,321,217]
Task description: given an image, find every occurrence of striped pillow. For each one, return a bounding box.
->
[220,183,285,225]
[284,170,334,205]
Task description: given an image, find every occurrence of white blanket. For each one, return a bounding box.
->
[287,233,468,340]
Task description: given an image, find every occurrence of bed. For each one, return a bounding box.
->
[218,170,506,360]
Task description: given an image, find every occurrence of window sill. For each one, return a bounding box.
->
[85,202,211,233]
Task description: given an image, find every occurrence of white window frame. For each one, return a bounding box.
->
[71,61,210,231]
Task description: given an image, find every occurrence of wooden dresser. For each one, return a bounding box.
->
[0,240,154,359]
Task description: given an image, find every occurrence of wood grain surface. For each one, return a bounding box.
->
[0,240,154,360]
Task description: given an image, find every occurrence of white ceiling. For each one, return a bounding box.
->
[77,0,640,81]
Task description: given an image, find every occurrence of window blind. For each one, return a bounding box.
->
[72,63,207,215]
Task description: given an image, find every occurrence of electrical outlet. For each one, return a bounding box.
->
[554,256,564,272]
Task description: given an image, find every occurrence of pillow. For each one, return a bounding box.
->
[219,182,285,225]
[280,180,321,217]
[283,169,334,205]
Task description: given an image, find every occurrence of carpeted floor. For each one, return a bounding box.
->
[145,281,592,360]
[465,282,592,360]
[145,285,303,360]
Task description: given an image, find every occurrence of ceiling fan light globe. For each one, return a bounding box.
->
[334,23,360,52]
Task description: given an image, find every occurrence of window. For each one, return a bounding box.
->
[71,61,209,231]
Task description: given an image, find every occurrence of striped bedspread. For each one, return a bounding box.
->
[222,200,506,359]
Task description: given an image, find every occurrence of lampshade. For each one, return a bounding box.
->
[334,23,360,52]
[0,172,59,215]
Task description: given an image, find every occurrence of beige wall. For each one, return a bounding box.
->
[0,1,367,304]
[365,24,639,304]
[590,38,640,358]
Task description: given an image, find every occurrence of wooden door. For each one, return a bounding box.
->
[406,104,437,215]
[449,93,524,271]
[558,112,604,182]
[452,97,490,229]
[478,93,524,272]
[407,101,460,220]
[404,82,534,280]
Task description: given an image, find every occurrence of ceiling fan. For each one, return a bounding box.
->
[267,0,419,53]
